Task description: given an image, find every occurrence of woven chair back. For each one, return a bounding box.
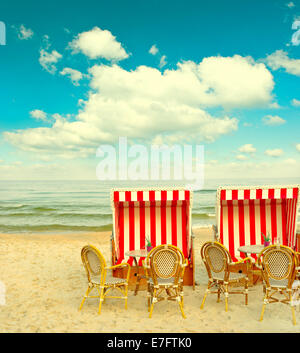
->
[81,245,106,282]
[202,242,230,274]
[148,245,183,284]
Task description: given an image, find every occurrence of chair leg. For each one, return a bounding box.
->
[260,290,268,322]
[290,292,297,325]
[124,284,128,310]
[200,282,210,309]
[245,280,248,305]
[79,286,91,311]
[179,297,186,319]
[217,288,221,303]
[224,284,229,312]
[149,289,156,318]
[98,287,105,315]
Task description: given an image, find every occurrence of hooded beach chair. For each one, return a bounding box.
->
[214,185,300,264]
[110,187,195,288]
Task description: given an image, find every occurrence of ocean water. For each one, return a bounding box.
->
[0,178,299,234]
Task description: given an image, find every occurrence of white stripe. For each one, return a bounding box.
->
[265,200,272,238]
[287,188,293,199]
[119,192,125,202]
[255,200,262,245]
[155,206,161,245]
[179,190,185,200]
[131,191,137,202]
[226,190,232,200]
[176,205,183,251]
[262,189,268,199]
[222,203,229,251]
[274,189,280,199]
[238,190,244,200]
[244,200,251,246]
[250,189,256,200]
[145,205,151,240]
[166,206,172,245]
[155,191,161,201]
[167,190,173,201]
[143,191,149,201]
[276,200,283,244]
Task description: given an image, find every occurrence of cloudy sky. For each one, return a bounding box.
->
[0,0,299,180]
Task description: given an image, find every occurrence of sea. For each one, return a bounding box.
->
[0,178,299,234]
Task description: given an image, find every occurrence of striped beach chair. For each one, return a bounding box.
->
[214,185,300,262]
[110,187,195,288]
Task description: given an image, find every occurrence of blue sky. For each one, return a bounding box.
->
[0,0,299,180]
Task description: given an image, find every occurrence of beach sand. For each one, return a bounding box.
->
[0,227,299,333]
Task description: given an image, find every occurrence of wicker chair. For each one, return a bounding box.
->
[79,245,130,314]
[142,244,188,318]
[257,245,299,325]
[200,241,252,312]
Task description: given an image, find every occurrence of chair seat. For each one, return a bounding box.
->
[212,271,247,281]
[91,275,128,286]
[148,277,180,287]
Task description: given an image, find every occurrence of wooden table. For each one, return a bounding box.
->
[237,244,265,285]
[125,249,148,295]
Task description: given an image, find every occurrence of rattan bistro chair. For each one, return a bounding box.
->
[257,245,299,325]
[142,245,188,318]
[79,245,130,314]
[200,241,252,312]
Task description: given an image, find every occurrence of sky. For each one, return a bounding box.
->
[0,0,299,182]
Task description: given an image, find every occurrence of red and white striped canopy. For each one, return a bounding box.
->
[111,188,192,265]
[217,185,300,261]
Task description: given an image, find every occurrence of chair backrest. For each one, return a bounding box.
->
[216,185,300,261]
[111,188,192,265]
[201,241,231,279]
[146,245,185,285]
[257,245,297,289]
[81,245,106,283]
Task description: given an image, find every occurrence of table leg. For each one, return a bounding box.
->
[133,257,141,296]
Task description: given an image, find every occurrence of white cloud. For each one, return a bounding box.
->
[286,2,295,8]
[60,67,83,86]
[39,49,62,74]
[4,54,276,158]
[265,50,300,76]
[159,55,167,68]
[30,110,47,121]
[17,24,34,40]
[284,158,296,164]
[296,143,300,152]
[291,20,300,46]
[149,44,158,55]
[238,144,256,153]
[69,27,129,61]
[236,154,248,160]
[262,115,286,126]
[292,98,300,106]
[265,148,284,157]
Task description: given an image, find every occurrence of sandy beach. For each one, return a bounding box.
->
[0,227,299,333]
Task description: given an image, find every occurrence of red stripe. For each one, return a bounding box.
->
[181,203,187,258]
[140,201,145,250]
[280,188,287,199]
[268,189,274,199]
[281,200,287,246]
[171,203,177,247]
[227,201,236,261]
[244,190,250,199]
[260,199,266,244]
[161,190,167,201]
[137,191,143,201]
[220,202,224,244]
[232,190,238,200]
[129,205,135,251]
[293,188,299,199]
[185,190,190,201]
[150,204,156,247]
[118,204,124,264]
[114,191,119,202]
[256,189,262,199]
[173,190,179,201]
[125,191,131,201]
[238,201,245,258]
[161,201,167,244]
[220,190,226,201]
[249,200,256,260]
[270,199,277,244]
[149,190,155,201]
